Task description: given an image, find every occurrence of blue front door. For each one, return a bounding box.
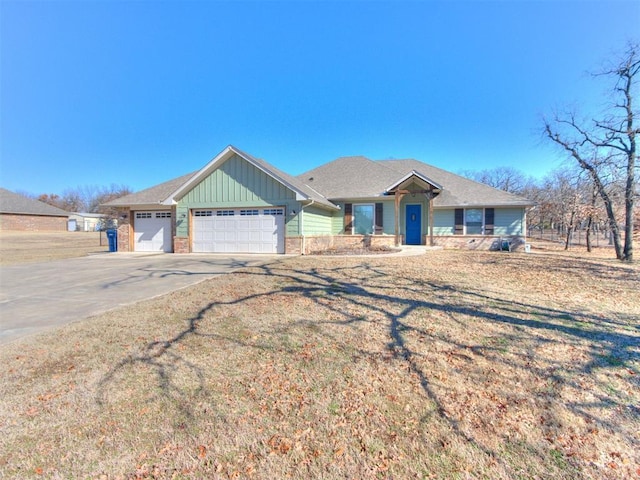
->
[405,204,422,245]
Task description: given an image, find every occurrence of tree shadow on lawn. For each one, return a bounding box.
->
[96,257,639,475]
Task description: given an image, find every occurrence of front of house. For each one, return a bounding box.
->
[105,145,533,254]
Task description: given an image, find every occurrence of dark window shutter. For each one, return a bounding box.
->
[344,203,353,234]
[375,203,383,234]
[484,208,495,235]
[454,208,464,235]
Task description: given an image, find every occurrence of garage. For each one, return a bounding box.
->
[192,208,285,253]
[134,211,172,252]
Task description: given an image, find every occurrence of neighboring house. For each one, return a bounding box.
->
[104,145,534,254]
[68,212,112,232]
[0,188,69,231]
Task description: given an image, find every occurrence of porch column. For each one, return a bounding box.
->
[428,191,434,247]
[394,191,407,247]
[394,193,400,246]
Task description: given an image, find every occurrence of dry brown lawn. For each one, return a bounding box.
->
[0,241,638,479]
[0,231,109,265]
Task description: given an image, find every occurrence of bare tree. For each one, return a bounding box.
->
[35,184,132,214]
[459,166,533,194]
[93,185,132,211]
[544,42,638,262]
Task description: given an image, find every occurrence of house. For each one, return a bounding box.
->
[68,212,112,232]
[0,188,69,231]
[105,145,534,254]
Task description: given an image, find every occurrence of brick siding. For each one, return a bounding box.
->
[0,213,67,231]
[173,237,189,253]
[116,224,131,252]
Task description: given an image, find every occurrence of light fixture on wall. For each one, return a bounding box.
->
[290,210,296,216]
[120,213,128,220]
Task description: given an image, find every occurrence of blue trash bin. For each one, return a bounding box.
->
[106,229,118,252]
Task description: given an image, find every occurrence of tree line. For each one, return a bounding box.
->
[460,165,633,252]
[24,184,132,226]
[466,42,637,262]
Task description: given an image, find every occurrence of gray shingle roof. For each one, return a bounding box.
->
[0,188,70,216]
[297,157,534,207]
[228,146,337,210]
[105,148,534,211]
[104,171,198,207]
[380,159,534,207]
[297,156,401,199]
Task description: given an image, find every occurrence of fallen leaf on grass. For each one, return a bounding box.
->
[198,445,207,458]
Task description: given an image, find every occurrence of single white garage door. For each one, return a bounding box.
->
[134,211,172,252]
[192,208,285,253]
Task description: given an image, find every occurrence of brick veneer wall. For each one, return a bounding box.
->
[174,237,189,253]
[116,224,131,252]
[0,213,68,231]
[289,234,397,254]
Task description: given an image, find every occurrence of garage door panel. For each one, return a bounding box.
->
[192,208,284,253]
[134,212,172,252]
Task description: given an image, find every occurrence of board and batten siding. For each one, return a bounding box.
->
[494,208,525,236]
[176,153,300,238]
[181,154,297,205]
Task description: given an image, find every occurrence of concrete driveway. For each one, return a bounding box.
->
[0,253,275,345]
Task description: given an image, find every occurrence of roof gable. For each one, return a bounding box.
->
[384,170,443,193]
[0,188,69,216]
[167,145,337,210]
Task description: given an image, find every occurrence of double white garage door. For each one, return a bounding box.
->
[192,208,285,254]
[134,208,285,254]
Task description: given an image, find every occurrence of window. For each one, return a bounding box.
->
[264,208,284,216]
[240,209,259,216]
[136,212,152,219]
[455,208,493,235]
[155,212,171,218]
[465,209,483,235]
[215,210,234,216]
[353,204,375,235]
[194,210,213,217]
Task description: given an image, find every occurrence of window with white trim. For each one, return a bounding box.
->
[353,204,375,235]
[240,209,259,216]
[465,208,483,235]
[215,210,235,216]
[155,212,171,218]
[194,210,213,217]
[136,212,152,219]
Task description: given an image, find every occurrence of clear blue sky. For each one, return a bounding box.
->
[1,0,638,195]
